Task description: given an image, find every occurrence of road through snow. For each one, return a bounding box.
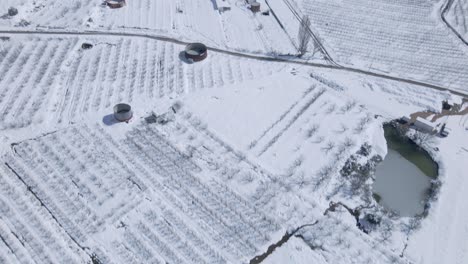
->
[1,29,467,98]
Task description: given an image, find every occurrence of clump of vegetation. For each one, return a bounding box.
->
[340,143,382,198]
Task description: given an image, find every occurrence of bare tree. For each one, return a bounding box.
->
[354,114,372,133]
[297,16,311,57]
[306,124,319,138]
[322,141,335,154]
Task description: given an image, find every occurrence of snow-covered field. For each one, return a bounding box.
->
[1,1,468,264]
[0,0,297,55]
[1,121,282,263]
[0,35,284,130]
[406,111,468,264]
[283,0,468,93]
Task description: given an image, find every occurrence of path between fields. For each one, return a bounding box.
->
[441,0,468,46]
[0,29,467,98]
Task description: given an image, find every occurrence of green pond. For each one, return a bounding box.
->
[372,124,439,216]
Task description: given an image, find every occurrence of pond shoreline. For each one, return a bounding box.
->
[372,122,440,217]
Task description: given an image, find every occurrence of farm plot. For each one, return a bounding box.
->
[446,0,468,41]
[91,0,295,54]
[0,163,89,264]
[0,35,284,129]
[150,74,411,264]
[299,210,407,264]
[289,0,468,93]
[0,0,296,55]
[183,71,313,149]
[0,36,78,130]
[173,68,386,217]
[253,85,372,172]
[160,118,407,263]
[1,121,281,263]
[183,69,376,176]
[55,36,284,124]
[0,0,95,28]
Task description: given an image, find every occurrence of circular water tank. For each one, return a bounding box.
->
[185,43,208,62]
[106,0,126,8]
[113,103,133,122]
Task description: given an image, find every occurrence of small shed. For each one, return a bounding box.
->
[414,117,436,133]
[250,2,261,12]
[106,0,126,9]
[216,0,231,12]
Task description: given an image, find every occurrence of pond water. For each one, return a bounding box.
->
[372,124,438,216]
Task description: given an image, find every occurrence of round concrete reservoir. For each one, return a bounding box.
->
[185,43,208,62]
[106,0,126,8]
[113,103,133,122]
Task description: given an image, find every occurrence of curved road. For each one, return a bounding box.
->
[441,0,468,46]
[1,28,467,98]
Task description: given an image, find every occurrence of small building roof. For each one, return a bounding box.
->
[216,0,231,9]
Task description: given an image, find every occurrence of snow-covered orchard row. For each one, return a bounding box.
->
[1,121,283,263]
[286,0,468,94]
[0,35,284,130]
[0,0,297,55]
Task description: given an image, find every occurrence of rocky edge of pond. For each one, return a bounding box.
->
[336,121,442,236]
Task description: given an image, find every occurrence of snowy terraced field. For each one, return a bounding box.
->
[290,0,468,93]
[153,97,409,264]
[1,0,468,263]
[0,0,95,28]
[185,72,376,177]
[446,0,468,40]
[1,122,281,263]
[55,36,283,123]
[0,0,296,55]
[0,35,284,129]
[91,0,296,54]
[180,71,388,223]
[0,36,78,129]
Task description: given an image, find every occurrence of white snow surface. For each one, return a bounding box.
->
[406,113,468,264]
[262,237,327,264]
[288,0,468,94]
[0,1,468,264]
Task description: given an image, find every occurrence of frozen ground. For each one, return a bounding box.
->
[0,0,298,55]
[0,35,285,131]
[283,0,468,94]
[1,121,283,263]
[406,111,468,264]
[1,1,468,264]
